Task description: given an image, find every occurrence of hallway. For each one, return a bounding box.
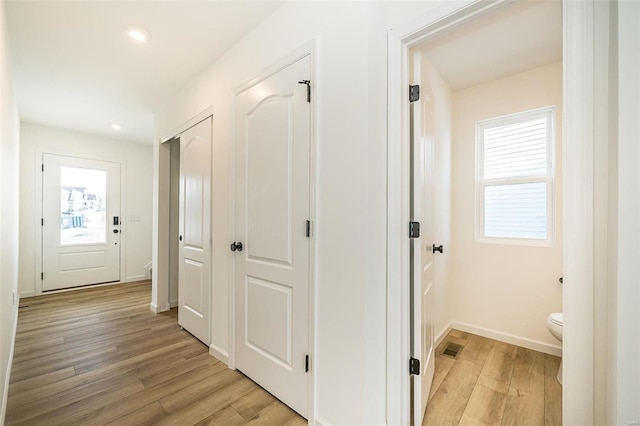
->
[5,281,306,425]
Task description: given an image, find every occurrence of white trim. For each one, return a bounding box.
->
[435,322,453,349]
[124,275,146,282]
[149,302,160,314]
[229,39,317,423]
[169,300,178,309]
[160,107,214,144]
[315,417,331,426]
[451,321,562,357]
[0,307,18,423]
[209,344,229,366]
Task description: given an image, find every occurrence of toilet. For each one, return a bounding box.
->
[546,312,563,384]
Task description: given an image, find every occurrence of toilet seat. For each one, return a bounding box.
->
[548,313,563,326]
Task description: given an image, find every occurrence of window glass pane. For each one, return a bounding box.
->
[483,117,547,179]
[484,182,546,239]
[60,167,107,245]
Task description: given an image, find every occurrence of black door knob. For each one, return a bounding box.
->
[230,241,243,252]
[432,244,443,254]
[113,229,119,234]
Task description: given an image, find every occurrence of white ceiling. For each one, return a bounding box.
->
[5,1,284,144]
[420,0,562,91]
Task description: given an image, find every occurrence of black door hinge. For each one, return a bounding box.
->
[305,354,310,373]
[306,220,311,238]
[41,218,44,226]
[410,357,420,375]
[409,221,420,239]
[409,85,420,103]
[298,80,311,102]
[41,272,44,280]
[41,163,44,172]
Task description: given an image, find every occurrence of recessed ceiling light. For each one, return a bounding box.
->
[111,123,122,131]
[126,26,150,42]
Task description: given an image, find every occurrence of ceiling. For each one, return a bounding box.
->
[420,0,562,91]
[5,1,284,144]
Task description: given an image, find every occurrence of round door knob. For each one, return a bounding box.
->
[432,244,443,253]
[113,229,120,234]
[230,241,243,252]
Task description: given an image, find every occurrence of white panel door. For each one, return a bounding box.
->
[234,55,311,417]
[411,50,436,425]
[42,154,121,291]
[178,117,212,346]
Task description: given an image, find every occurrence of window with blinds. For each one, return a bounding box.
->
[476,107,555,244]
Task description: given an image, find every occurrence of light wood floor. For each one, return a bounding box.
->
[424,329,562,426]
[5,281,306,425]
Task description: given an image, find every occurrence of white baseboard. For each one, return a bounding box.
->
[123,275,146,283]
[315,416,331,426]
[209,344,229,366]
[1,307,18,423]
[19,290,36,299]
[169,300,178,308]
[435,321,453,348]
[451,321,562,357]
[144,262,152,280]
[149,302,159,313]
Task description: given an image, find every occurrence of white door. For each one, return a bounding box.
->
[411,50,436,425]
[42,154,121,291]
[178,117,212,346]
[234,56,311,417]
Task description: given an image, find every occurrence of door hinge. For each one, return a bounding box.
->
[409,221,420,239]
[410,357,420,375]
[409,85,420,103]
[41,218,44,226]
[298,80,311,102]
[41,163,44,172]
[306,220,311,238]
[41,272,44,280]
[305,354,310,373]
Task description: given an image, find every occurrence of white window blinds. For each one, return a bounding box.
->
[477,107,555,244]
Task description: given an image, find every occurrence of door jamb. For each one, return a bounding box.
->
[386,1,599,424]
[230,40,317,423]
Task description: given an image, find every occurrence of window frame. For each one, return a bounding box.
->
[475,106,556,246]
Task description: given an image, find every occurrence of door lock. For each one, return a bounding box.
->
[432,244,443,253]
[230,241,243,252]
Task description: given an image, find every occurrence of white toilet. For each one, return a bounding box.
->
[546,312,563,384]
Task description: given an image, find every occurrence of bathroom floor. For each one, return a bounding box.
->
[424,330,562,426]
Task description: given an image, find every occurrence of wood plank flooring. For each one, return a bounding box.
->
[5,281,306,426]
[424,330,562,426]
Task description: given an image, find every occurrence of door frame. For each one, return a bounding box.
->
[35,150,126,296]
[230,40,317,422]
[387,1,603,424]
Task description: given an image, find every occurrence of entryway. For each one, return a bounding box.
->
[42,153,121,291]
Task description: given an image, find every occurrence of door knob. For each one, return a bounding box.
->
[113,229,120,234]
[432,244,443,253]
[230,241,243,252]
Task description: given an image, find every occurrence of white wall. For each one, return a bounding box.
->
[152,2,443,424]
[450,62,563,352]
[18,122,153,297]
[0,0,21,421]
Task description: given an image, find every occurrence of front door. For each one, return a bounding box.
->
[178,117,212,346]
[411,49,436,425]
[234,55,311,417]
[42,154,121,291]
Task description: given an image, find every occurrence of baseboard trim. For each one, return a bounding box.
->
[451,321,562,357]
[169,300,178,309]
[123,275,145,282]
[435,321,453,348]
[209,344,229,366]
[19,290,35,298]
[149,302,159,313]
[316,416,331,426]
[1,307,18,423]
